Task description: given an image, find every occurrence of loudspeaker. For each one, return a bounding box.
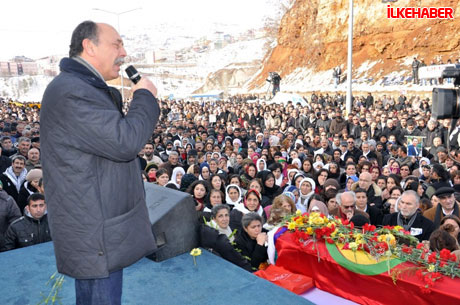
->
[144,183,199,262]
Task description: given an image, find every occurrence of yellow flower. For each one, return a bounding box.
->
[331,229,338,238]
[349,242,358,251]
[296,209,302,216]
[190,248,202,256]
[393,226,404,231]
[312,217,325,226]
[295,217,304,225]
[306,227,314,235]
[288,222,296,230]
[428,264,435,272]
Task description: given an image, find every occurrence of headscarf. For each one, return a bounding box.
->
[298,177,316,208]
[225,184,242,207]
[233,188,264,217]
[199,163,210,181]
[168,166,185,188]
[291,158,302,169]
[256,158,267,172]
[308,200,329,216]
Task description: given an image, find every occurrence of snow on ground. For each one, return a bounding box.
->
[0,75,53,102]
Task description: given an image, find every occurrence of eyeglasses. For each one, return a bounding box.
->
[347,141,354,144]
[401,168,410,171]
[342,205,355,209]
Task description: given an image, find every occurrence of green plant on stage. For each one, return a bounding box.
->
[38,271,65,305]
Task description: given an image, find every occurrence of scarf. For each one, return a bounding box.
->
[397,212,418,231]
[225,184,242,207]
[208,219,234,242]
[60,57,123,116]
[5,166,27,192]
[233,202,264,218]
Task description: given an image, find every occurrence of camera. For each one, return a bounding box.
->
[420,64,460,119]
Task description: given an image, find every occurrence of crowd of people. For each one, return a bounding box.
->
[2,88,460,270]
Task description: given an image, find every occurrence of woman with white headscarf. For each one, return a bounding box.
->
[168,166,185,188]
[298,177,316,210]
[225,184,242,208]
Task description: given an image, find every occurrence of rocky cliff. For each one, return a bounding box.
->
[251,0,460,91]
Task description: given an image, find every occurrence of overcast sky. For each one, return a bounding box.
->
[0,0,276,60]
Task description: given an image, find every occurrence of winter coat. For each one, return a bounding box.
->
[234,229,268,270]
[1,212,51,251]
[0,190,21,249]
[17,181,38,215]
[40,57,160,279]
[382,212,434,242]
[199,224,253,272]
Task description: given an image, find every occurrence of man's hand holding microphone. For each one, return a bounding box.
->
[125,65,157,98]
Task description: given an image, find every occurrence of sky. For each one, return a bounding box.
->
[0,0,278,61]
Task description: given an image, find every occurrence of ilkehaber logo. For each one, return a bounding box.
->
[387,5,454,19]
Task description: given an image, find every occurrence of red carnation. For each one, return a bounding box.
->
[401,245,412,254]
[439,249,452,261]
[427,252,437,264]
[416,243,424,250]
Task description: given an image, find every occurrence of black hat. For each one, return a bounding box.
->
[434,187,455,198]
[188,149,198,157]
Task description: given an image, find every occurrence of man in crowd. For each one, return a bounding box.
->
[1,155,27,203]
[423,187,459,229]
[330,191,369,221]
[41,21,159,304]
[383,190,434,241]
[25,147,40,171]
[0,180,21,250]
[1,193,50,251]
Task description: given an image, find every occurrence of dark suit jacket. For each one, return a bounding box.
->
[382,212,435,242]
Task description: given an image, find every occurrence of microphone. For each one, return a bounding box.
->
[125,65,141,84]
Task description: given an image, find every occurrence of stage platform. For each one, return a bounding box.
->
[0,242,315,305]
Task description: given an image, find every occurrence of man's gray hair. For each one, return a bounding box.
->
[18,137,31,144]
[335,191,356,206]
[402,190,420,206]
[169,151,179,157]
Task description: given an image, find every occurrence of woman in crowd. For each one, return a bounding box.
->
[234,212,268,271]
[168,167,185,189]
[187,180,209,212]
[314,168,329,195]
[370,166,381,183]
[156,168,170,187]
[199,163,211,181]
[259,171,282,207]
[298,177,316,210]
[268,163,284,187]
[307,195,329,216]
[210,174,226,194]
[301,158,314,176]
[203,189,225,221]
[225,184,242,208]
[230,189,266,233]
[18,169,42,214]
[264,193,296,225]
[199,204,253,272]
[441,215,460,244]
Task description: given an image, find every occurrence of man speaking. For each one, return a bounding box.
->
[40,21,159,304]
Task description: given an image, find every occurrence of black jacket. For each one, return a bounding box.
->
[199,224,253,272]
[1,213,51,251]
[382,212,434,242]
[234,229,268,270]
[0,190,21,249]
[17,181,38,215]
